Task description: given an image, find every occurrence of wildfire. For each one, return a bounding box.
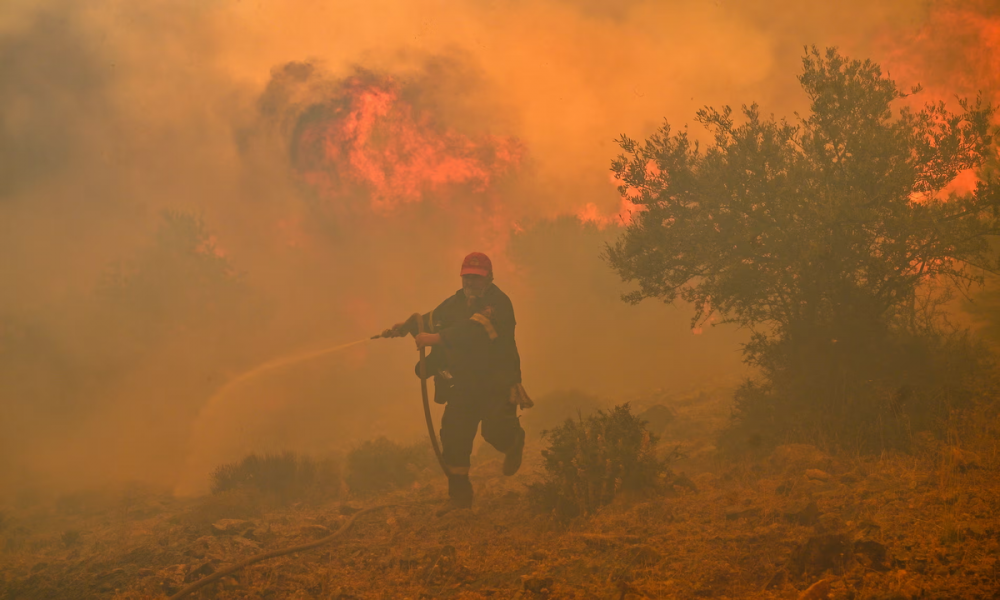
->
[291,73,523,214]
[880,0,1000,107]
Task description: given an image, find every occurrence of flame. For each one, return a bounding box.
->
[579,162,654,228]
[292,74,523,214]
[577,197,642,229]
[880,0,1000,107]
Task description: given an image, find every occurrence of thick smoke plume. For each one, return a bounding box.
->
[1,0,995,496]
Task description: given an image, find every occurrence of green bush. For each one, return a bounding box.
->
[209,451,340,504]
[529,404,669,518]
[345,437,433,496]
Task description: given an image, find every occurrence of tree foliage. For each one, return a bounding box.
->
[606,47,999,449]
[98,210,252,348]
[608,47,997,337]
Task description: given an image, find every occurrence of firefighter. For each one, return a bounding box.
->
[385,252,531,509]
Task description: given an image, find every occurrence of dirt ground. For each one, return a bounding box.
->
[2,386,1000,600]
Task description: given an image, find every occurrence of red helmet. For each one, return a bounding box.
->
[460,252,492,277]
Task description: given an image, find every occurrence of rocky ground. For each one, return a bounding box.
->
[2,386,1000,600]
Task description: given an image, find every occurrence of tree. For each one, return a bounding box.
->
[605,47,999,450]
[98,210,257,356]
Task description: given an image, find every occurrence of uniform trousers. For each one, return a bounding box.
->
[439,383,522,469]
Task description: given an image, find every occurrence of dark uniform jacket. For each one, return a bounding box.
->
[406,284,521,399]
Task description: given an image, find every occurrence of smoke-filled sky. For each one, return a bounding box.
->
[1,0,997,495]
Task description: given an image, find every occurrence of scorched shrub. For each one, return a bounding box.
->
[529,404,669,518]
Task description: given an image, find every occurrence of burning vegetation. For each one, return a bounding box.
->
[289,69,523,213]
[4,1,1000,598]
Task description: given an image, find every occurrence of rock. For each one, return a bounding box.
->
[211,519,252,535]
[853,540,889,571]
[184,561,216,583]
[797,578,833,600]
[839,472,860,484]
[785,501,822,526]
[242,523,271,541]
[160,564,189,595]
[789,534,851,577]
[804,469,831,482]
[725,506,761,520]
[672,473,699,493]
[858,519,881,535]
[523,576,554,594]
[231,536,259,550]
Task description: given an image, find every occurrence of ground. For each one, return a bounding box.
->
[2,385,999,600]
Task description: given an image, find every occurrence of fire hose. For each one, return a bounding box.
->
[166,505,393,600]
[371,312,449,477]
[161,316,456,598]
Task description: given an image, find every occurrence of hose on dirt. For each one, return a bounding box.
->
[166,504,393,600]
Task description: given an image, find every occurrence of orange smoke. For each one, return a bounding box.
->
[292,73,524,214]
[880,0,1000,107]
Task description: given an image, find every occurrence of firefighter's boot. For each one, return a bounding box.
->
[447,474,473,509]
[503,427,525,476]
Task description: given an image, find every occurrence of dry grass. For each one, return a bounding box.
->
[2,387,1000,599]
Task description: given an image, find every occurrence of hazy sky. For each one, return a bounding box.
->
[1,0,996,493]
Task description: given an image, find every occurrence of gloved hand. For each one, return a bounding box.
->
[509,383,534,409]
[380,321,409,338]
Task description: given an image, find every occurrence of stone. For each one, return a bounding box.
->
[231,536,259,550]
[853,540,889,571]
[789,534,851,577]
[785,501,822,526]
[725,506,761,520]
[523,576,554,594]
[211,519,252,535]
[184,561,216,583]
[797,578,833,600]
[805,469,831,482]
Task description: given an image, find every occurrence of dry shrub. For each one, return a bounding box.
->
[345,437,432,497]
[209,451,341,504]
[529,404,670,518]
[725,330,993,455]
